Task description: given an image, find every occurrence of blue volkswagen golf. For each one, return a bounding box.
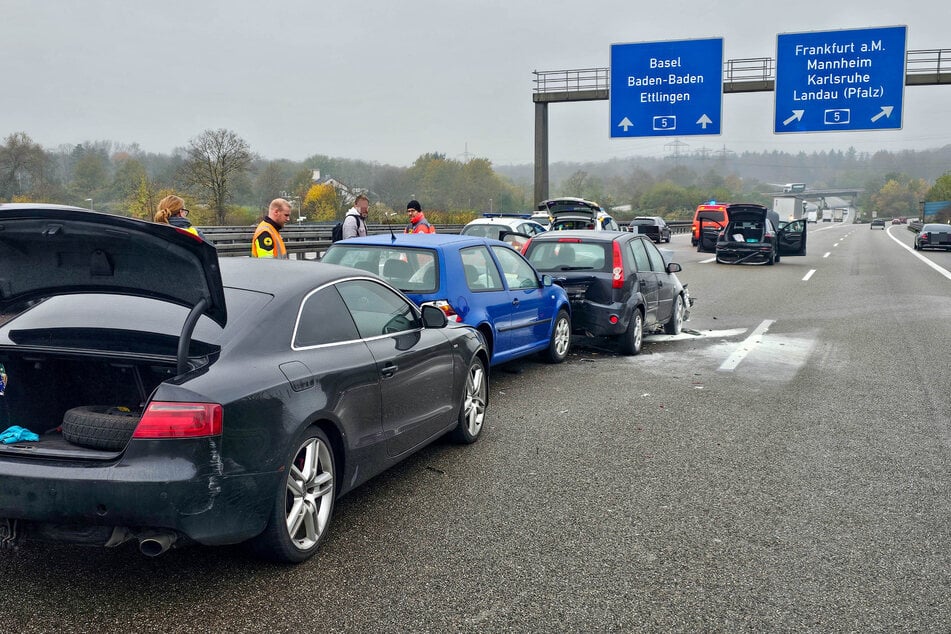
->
[322,234,571,366]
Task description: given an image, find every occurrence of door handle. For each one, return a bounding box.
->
[512,298,520,306]
[381,364,398,378]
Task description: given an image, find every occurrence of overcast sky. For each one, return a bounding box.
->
[3,0,949,167]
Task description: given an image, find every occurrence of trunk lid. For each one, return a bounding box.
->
[0,205,226,327]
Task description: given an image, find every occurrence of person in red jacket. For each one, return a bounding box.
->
[404,200,435,234]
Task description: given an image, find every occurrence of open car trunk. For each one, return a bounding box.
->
[0,349,179,459]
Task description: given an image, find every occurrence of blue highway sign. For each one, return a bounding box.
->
[610,38,723,138]
[775,26,906,133]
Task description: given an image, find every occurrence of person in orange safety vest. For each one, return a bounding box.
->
[251,198,291,258]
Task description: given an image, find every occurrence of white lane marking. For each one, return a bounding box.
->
[645,327,748,343]
[833,242,840,247]
[823,252,831,258]
[718,319,775,371]
[886,225,951,281]
[802,269,816,281]
[700,256,716,263]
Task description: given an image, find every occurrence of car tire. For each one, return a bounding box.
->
[766,251,775,265]
[664,295,684,335]
[618,308,644,355]
[544,309,571,363]
[62,406,142,451]
[449,356,487,444]
[775,253,781,263]
[250,426,335,563]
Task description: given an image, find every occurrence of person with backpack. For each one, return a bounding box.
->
[340,194,369,240]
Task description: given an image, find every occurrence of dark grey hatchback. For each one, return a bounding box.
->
[523,231,691,355]
[0,205,489,563]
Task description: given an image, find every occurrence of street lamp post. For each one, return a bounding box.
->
[84,198,93,210]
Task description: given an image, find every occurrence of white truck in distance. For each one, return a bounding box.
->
[821,209,833,222]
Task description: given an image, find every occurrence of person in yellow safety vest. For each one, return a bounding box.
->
[252,198,291,258]
[154,194,203,238]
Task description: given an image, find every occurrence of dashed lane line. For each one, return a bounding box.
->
[802,269,816,281]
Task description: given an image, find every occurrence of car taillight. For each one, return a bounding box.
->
[612,241,624,289]
[427,300,462,322]
[921,232,930,241]
[520,238,532,254]
[557,238,582,243]
[132,402,223,439]
[764,231,774,240]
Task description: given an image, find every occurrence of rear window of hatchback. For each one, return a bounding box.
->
[525,241,607,271]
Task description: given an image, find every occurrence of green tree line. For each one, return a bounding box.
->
[2,129,949,224]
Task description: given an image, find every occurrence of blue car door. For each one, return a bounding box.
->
[490,245,552,355]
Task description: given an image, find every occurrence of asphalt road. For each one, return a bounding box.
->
[3,222,949,632]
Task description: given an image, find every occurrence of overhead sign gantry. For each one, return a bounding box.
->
[610,38,723,138]
[774,26,907,133]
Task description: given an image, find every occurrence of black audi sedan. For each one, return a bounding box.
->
[522,231,691,355]
[0,205,489,563]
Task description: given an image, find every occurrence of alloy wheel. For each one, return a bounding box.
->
[462,362,487,437]
[285,436,334,551]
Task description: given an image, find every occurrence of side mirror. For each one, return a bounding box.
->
[541,274,553,287]
[421,304,448,328]
[666,262,682,273]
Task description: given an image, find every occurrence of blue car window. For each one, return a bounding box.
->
[336,279,420,338]
[294,285,360,348]
[491,245,539,290]
[460,246,503,291]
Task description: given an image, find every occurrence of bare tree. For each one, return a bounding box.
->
[180,129,251,225]
[0,132,49,200]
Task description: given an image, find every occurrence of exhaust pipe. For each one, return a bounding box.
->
[138,531,178,557]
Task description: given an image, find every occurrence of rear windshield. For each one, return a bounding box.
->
[321,245,439,293]
[696,210,725,222]
[526,241,608,271]
[461,224,506,240]
[630,218,657,225]
[551,219,595,231]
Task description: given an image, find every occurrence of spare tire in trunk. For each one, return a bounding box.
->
[62,406,143,451]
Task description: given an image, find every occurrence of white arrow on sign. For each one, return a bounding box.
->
[871,106,894,123]
[696,114,713,129]
[783,110,805,126]
[617,117,634,132]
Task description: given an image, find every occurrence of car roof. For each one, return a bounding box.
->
[0,204,227,327]
[529,229,630,242]
[464,217,536,228]
[217,258,366,296]
[329,233,510,250]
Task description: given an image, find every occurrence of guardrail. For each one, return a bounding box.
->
[200,223,468,258]
[202,221,694,257]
